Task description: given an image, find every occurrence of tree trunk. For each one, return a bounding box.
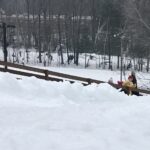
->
[117,55,120,69]
[65,15,70,64]
[91,0,96,52]
[72,11,76,64]
[57,14,64,64]
[38,13,42,63]
[75,0,83,66]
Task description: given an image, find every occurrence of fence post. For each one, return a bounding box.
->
[44,70,49,80]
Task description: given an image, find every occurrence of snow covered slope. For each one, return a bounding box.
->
[0,69,150,150]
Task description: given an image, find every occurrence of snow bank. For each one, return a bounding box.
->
[0,71,150,150]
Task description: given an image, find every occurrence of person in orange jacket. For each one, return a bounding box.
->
[121,75,136,95]
[130,71,137,88]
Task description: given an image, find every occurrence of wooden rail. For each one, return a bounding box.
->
[0,61,104,84]
[0,60,150,95]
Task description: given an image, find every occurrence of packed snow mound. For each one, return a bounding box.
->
[1,72,149,106]
[0,72,150,150]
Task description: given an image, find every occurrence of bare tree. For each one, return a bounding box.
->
[57,13,64,64]
[124,0,150,71]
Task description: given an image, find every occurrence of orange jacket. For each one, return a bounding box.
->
[122,80,136,89]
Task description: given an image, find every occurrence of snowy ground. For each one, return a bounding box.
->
[0,67,150,150]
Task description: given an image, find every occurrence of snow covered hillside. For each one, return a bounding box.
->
[0,68,150,150]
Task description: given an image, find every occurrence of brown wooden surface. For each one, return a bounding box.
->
[0,68,63,82]
[0,61,44,73]
[0,60,104,84]
[47,70,105,84]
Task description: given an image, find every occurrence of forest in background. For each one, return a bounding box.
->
[0,0,150,71]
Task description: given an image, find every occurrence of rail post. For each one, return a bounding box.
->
[44,70,49,80]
